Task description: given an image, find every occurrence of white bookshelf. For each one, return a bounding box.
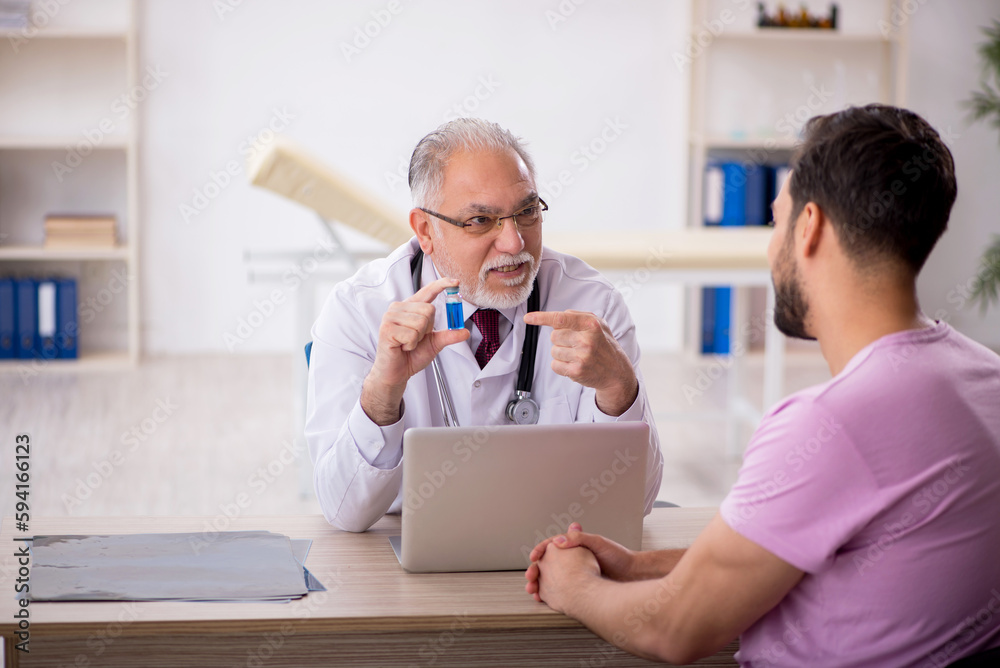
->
[684,0,910,358]
[0,0,139,371]
[687,0,910,229]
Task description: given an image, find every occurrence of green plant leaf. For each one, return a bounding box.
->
[965,90,1000,127]
[965,22,1000,316]
[978,21,1000,78]
[969,236,1000,314]
[966,21,1000,141]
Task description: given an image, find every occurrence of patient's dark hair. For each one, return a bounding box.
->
[789,104,957,273]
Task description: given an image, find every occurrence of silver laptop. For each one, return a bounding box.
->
[395,422,649,573]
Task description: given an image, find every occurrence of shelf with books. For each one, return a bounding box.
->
[686,0,908,361]
[0,0,139,367]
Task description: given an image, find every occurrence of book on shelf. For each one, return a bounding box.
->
[0,276,78,360]
[14,278,36,358]
[44,214,118,249]
[0,278,14,359]
[700,161,785,355]
[700,286,717,355]
[37,278,78,359]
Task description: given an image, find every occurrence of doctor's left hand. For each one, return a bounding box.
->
[523,310,638,417]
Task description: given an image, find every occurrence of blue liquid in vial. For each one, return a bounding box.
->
[446,301,464,330]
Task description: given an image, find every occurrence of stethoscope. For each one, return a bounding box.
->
[410,249,540,426]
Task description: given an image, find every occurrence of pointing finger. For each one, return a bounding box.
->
[524,310,594,331]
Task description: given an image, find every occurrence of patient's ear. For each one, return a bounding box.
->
[410,209,434,254]
[798,202,825,258]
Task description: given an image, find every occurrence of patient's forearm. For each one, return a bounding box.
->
[631,548,686,580]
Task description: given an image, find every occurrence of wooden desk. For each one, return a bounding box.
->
[1,509,736,667]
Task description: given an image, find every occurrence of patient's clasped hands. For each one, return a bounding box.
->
[526,522,642,612]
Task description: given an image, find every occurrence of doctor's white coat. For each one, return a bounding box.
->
[306,238,664,532]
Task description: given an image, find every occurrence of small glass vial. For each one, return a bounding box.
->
[445,287,464,330]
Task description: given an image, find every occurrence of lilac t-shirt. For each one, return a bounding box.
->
[720,322,1000,668]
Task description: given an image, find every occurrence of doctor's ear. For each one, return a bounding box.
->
[410,209,434,254]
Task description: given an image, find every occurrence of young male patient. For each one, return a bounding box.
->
[525,104,1000,667]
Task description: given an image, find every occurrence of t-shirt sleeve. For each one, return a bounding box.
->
[720,397,883,573]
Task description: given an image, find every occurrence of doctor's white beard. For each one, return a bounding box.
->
[431,244,539,311]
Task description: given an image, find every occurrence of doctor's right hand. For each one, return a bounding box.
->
[361,277,470,426]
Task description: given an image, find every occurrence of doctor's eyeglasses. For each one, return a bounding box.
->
[420,199,548,237]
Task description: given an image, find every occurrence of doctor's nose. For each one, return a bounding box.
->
[492,216,525,255]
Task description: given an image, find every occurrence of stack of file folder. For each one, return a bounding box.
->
[0,277,78,359]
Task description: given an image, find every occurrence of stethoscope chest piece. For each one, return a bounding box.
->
[506,391,539,425]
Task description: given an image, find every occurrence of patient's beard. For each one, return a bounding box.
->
[772,234,814,341]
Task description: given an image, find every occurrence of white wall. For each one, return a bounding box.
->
[136,0,1000,355]
[139,0,690,355]
[909,0,1000,348]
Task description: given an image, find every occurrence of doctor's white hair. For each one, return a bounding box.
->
[408,118,537,209]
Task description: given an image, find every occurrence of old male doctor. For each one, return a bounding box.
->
[305,118,663,532]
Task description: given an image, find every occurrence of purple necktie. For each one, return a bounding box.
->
[470,309,501,369]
